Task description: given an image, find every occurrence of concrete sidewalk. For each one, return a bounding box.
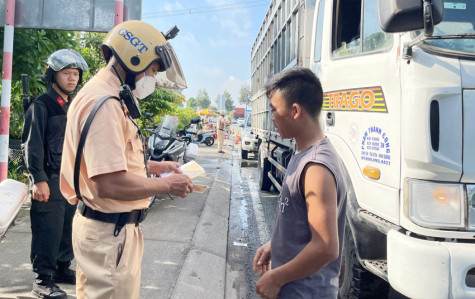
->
[0,140,235,299]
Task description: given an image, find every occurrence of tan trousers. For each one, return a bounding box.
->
[217,130,224,151]
[72,211,144,299]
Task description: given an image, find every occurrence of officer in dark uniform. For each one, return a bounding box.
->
[22,49,88,299]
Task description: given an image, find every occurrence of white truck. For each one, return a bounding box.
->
[251,0,475,298]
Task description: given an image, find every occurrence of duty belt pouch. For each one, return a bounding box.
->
[73,96,129,236]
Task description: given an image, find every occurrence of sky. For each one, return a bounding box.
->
[141,0,270,108]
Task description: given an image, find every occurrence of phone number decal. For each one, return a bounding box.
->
[361,126,391,166]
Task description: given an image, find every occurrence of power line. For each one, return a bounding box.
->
[143,1,270,18]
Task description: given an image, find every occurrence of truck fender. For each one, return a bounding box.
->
[343,165,387,261]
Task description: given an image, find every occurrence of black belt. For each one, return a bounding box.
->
[77,201,148,236]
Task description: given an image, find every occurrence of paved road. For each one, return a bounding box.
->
[0,138,233,299]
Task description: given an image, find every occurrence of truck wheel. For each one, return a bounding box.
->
[241,149,248,159]
[338,221,389,299]
[204,137,214,146]
[258,150,272,191]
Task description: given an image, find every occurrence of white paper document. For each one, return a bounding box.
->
[160,160,205,179]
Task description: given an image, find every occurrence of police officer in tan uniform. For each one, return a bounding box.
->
[217,110,226,153]
[60,21,192,299]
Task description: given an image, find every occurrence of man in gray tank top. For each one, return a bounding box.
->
[252,67,347,298]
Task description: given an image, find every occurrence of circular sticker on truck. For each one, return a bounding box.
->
[361,126,391,166]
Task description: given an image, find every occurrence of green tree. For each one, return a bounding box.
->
[238,84,251,110]
[223,90,234,112]
[195,89,211,109]
[75,32,107,82]
[186,97,197,109]
[137,88,186,132]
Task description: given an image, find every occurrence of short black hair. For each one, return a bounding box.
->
[264,67,323,118]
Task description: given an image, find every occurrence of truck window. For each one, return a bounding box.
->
[333,0,362,57]
[333,0,392,58]
[421,0,475,55]
[362,0,392,52]
[314,0,325,62]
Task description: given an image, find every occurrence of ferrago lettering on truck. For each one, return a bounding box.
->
[322,86,388,112]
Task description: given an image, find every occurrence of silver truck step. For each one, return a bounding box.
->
[362,259,388,282]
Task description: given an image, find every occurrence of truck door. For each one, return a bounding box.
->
[314,0,401,223]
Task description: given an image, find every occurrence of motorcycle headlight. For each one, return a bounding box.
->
[468,185,475,230]
[154,137,169,150]
[404,179,465,229]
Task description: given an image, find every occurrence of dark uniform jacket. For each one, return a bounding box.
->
[22,88,70,185]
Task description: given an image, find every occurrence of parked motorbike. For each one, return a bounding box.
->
[145,114,197,163]
[177,117,215,147]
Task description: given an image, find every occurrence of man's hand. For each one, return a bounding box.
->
[253,241,272,276]
[149,160,182,176]
[32,181,50,202]
[256,269,281,299]
[161,174,193,198]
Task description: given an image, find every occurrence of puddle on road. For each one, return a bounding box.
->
[237,184,249,231]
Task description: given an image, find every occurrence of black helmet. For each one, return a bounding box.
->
[44,49,89,86]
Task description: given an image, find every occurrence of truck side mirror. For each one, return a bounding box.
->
[378,0,444,33]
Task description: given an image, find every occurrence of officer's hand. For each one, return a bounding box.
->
[163,174,193,198]
[32,181,50,202]
[149,160,182,176]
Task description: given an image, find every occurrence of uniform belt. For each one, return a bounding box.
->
[77,200,148,226]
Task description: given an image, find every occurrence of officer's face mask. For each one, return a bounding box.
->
[133,75,156,99]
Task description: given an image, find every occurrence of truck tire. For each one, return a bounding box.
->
[241,149,248,159]
[338,221,389,299]
[258,150,272,191]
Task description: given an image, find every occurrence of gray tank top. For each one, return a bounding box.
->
[271,137,347,298]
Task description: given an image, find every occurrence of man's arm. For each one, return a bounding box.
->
[256,162,339,297]
[91,170,193,200]
[22,102,51,202]
[22,102,48,184]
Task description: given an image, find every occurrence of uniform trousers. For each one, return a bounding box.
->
[217,130,225,151]
[30,176,75,276]
[72,211,144,299]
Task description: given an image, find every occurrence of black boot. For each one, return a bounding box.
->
[32,275,67,299]
[54,261,76,285]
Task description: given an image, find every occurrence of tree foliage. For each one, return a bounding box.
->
[75,32,107,82]
[223,90,234,112]
[238,84,251,107]
[186,97,197,109]
[195,89,211,109]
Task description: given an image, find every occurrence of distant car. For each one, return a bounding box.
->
[237,118,245,127]
[232,119,237,124]
[240,116,258,159]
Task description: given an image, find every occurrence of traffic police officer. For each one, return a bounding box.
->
[60,20,192,298]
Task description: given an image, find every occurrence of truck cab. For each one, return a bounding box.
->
[251,0,475,297]
[312,0,475,297]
